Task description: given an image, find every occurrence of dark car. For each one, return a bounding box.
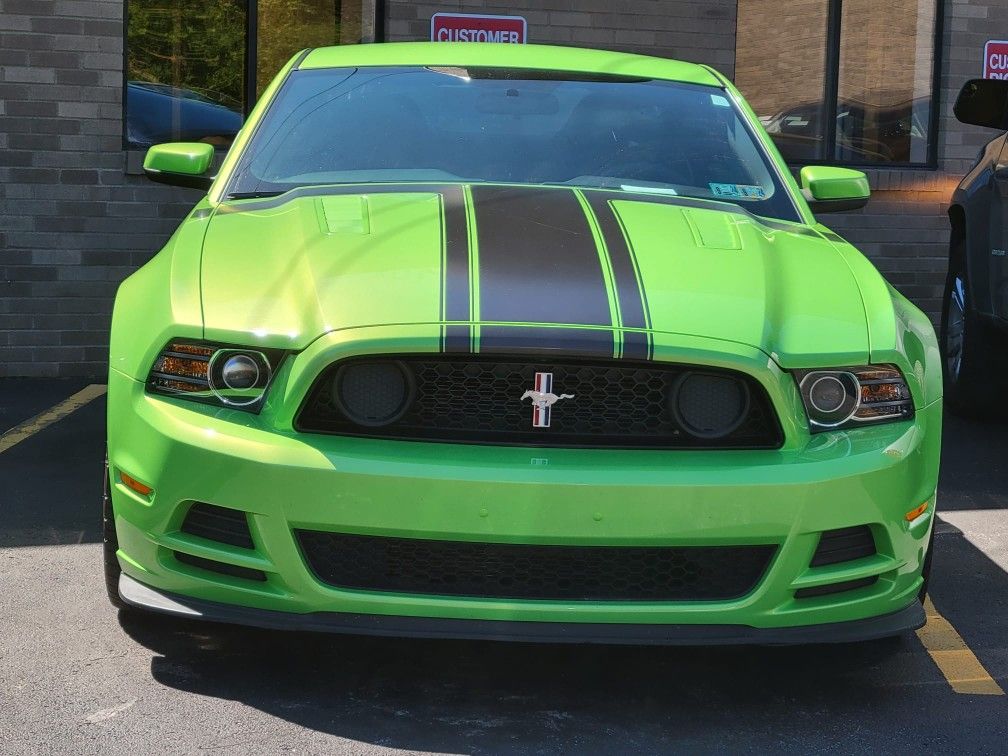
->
[126,81,242,148]
[944,79,1008,414]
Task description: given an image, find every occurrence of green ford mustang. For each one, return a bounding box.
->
[105,42,941,644]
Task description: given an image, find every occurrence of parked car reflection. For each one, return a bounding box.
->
[126,81,242,148]
[763,96,930,164]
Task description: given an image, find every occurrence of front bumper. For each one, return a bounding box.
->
[108,366,941,637]
[119,573,925,644]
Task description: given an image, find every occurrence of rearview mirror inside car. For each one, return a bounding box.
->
[143,142,215,190]
[799,166,870,213]
[954,78,1008,130]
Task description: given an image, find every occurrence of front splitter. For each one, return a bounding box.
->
[119,573,925,646]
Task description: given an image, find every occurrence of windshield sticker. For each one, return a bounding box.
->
[620,184,678,196]
[710,94,731,108]
[709,183,766,200]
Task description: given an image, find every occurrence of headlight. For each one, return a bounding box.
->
[147,340,285,412]
[794,365,913,431]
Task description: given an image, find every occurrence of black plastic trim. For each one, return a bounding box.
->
[795,576,878,599]
[294,353,785,450]
[173,552,266,583]
[118,574,925,645]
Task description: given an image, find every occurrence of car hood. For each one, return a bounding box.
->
[200,185,870,366]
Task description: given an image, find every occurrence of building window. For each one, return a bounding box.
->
[735,0,941,167]
[124,0,378,149]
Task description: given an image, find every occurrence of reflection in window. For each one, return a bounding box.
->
[836,0,935,164]
[125,1,377,149]
[125,0,246,148]
[735,0,937,166]
[735,1,829,163]
[257,0,377,98]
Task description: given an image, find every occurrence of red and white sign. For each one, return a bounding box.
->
[430,13,527,44]
[984,40,1008,79]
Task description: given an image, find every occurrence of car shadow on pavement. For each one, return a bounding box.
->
[938,412,1008,511]
[116,525,1008,756]
[0,385,105,548]
[121,609,916,752]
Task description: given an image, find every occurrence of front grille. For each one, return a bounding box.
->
[295,355,783,448]
[295,530,777,601]
[809,525,876,567]
[180,502,254,550]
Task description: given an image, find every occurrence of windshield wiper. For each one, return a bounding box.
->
[226,190,286,200]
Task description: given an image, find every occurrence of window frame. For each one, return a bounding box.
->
[792,0,945,171]
[121,0,386,151]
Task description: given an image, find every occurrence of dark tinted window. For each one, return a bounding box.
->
[229,67,800,222]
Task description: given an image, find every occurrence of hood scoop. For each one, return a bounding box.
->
[681,208,743,250]
[318,195,371,235]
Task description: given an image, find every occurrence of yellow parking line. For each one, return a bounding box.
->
[917,596,1004,695]
[0,384,107,455]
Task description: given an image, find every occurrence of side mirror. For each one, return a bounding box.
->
[954,78,1008,129]
[799,166,870,213]
[143,142,215,190]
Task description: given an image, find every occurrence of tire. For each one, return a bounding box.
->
[102,458,127,610]
[940,239,1007,416]
[918,527,934,603]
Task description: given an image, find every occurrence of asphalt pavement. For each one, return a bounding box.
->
[1,379,1006,754]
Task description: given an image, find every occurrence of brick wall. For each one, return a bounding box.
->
[1,0,203,377]
[385,0,737,76]
[0,0,1001,377]
[825,0,999,323]
[734,0,961,321]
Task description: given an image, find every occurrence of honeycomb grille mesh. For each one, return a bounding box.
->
[296,356,782,448]
[296,530,777,601]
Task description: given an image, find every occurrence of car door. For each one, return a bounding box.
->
[989,135,1008,320]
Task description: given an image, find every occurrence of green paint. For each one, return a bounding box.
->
[143,142,214,176]
[800,166,871,202]
[109,43,941,636]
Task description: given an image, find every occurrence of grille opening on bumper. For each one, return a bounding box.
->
[295,530,777,601]
[180,502,255,550]
[173,551,267,582]
[795,576,878,599]
[294,355,784,449]
[809,525,876,567]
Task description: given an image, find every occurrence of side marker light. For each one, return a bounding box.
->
[905,501,929,522]
[120,471,153,496]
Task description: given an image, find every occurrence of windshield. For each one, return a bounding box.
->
[228,66,800,222]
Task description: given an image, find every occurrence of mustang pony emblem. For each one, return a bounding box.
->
[521,372,574,428]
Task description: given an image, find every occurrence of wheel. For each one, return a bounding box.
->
[103,458,127,610]
[918,527,934,603]
[940,239,1007,416]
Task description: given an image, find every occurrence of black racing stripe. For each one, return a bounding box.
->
[583,192,651,361]
[470,186,612,328]
[479,326,615,359]
[621,331,650,361]
[441,185,471,352]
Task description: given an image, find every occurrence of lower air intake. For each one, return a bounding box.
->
[180,502,254,550]
[295,530,776,601]
[173,551,266,582]
[809,525,876,567]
